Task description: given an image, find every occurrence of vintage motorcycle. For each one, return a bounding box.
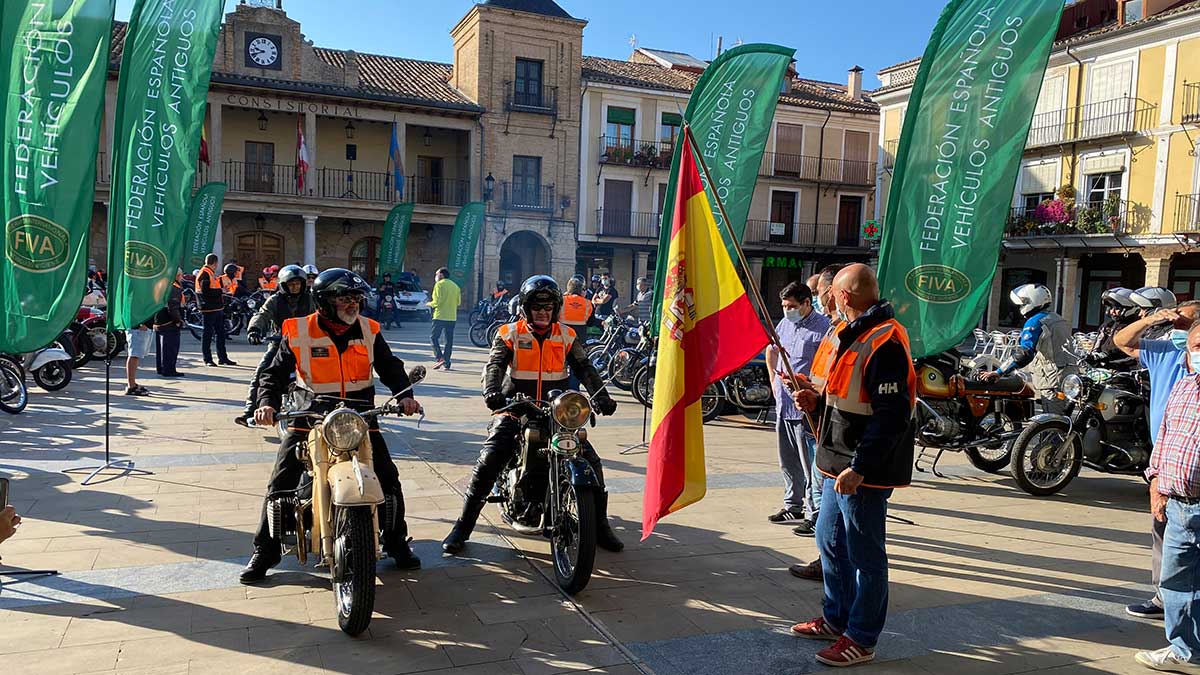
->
[264,367,426,636]
[74,305,126,362]
[0,354,29,414]
[587,316,642,379]
[912,350,1037,476]
[490,390,605,594]
[633,355,772,424]
[19,341,74,391]
[1008,367,1151,496]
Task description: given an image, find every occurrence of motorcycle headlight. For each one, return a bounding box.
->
[322,409,368,450]
[551,392,591,430]
[246,299,257,309]
[1061,374,1083,401]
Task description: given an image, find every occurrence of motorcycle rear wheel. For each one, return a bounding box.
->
[1009,419,1082,496]
[104,331,126,361]
[552,481,597,595]
[34,362,72,391]
[700,384,722,423]
[470,322,490,348]
[0,359,28,414]
[70,328,93,369]
[333,506,377,636]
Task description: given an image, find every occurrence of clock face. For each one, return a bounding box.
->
[247,36,279,67]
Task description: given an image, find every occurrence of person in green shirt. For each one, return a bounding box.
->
[428,267,462,370]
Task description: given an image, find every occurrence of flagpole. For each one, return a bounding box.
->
[681,124,809,394]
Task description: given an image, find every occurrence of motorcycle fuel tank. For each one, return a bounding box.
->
[917,364,953,397]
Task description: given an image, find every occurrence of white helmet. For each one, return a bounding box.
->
[1101,287,1139,319]
[1010,283,1053,317]
[302,264,319,277]
[1130,286,1177,310]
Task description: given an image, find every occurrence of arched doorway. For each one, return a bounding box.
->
[498,230,550,287]
[235,231,284,290]
[349,236,382,284]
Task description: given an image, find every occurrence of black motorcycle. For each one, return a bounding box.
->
[587,316,641,378]
[1008,367,1151,496]
[491,390,603,594]
[632,355,770,424]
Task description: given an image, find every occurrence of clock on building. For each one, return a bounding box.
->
[245,33,281,70]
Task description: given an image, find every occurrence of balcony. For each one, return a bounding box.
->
[883,140,898,171]
[594,209,661,239]
[405,176,471,207]
[758,152,876,187]
[223,160,302,196]
[1026,96,1156,148]
[318,168,396,202]
[1005,198,1149,238]
[1177,193,1200,232]
[598,137,674,170]
[505,82,557,115]
[1184,83,1200,125]
[500,181,555,212]
[744,220,849,247]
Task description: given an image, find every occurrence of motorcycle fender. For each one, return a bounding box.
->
[1027,412,1072,431]
[328,461,385,506]
[565,457,601,488]
[31,348,71,370]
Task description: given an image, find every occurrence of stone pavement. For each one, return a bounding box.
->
[0,323,1169,674]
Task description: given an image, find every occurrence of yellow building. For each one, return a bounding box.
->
[875,0,1200,329]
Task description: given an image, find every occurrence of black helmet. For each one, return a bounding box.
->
[312,268,371,319]
[519,275,563,324]
[276,265,305,294]
[223,263,238,278]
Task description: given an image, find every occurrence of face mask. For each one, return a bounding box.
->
[1171,330,1190,351]
[783,308,802,323]
[812,296,823,314]
[837,309,849,323]
[1190,351,1200,373]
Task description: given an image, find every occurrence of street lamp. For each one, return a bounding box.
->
[423,127,433,147]
[257,111,268,131]
[484,172,495,201]
[342,219,353,235]
[345,120,355,139]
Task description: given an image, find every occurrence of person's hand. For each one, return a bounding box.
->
[980,370,1001,383]
[398,398,421,416]
[792,389,819,412]
[0,505,21,545]
[247,330,262,345]
[834,467,865,495]
[485,392,507,411]
[253,406,277,426]
[1151,478,1168,523]
[594,395,617,416]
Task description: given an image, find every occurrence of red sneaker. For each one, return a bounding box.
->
[790,617,843,640]
[816,635,875,667]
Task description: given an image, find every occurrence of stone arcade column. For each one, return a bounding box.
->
[303,215,318,267]
[1055,257,1080,329]
[1144,255,1171,289]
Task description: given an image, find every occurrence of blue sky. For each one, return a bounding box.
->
[113,0,948,87]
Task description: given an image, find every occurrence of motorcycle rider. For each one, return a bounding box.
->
[1085,287,1139,367]
[235,265,316,428]
[1131,287,1178,340]
[258,265,280,292]
[219,263,241,297]
[981,283,1074,412]
[303,264,319,288]
[442,275,624,555]
[240,268,423,584]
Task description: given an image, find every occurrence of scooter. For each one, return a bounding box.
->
[20,344,73,391]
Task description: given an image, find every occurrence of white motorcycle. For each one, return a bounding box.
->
[20,343,73,391]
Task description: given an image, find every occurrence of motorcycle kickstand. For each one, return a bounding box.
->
[929,447,948,479]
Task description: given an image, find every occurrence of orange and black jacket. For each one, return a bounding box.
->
[482,321,606,401]
[255,314,413,413]
[813,301,916,488]
[195,266,225,312]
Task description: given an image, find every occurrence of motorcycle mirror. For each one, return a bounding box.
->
[408,365,426,384]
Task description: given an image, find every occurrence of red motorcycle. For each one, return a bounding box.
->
[73,305,125,363]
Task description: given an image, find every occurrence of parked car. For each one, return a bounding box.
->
[366,280,432,322]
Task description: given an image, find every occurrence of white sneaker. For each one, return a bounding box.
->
[1135,646,1200,672]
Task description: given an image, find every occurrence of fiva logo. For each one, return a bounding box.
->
[124,240,168,279]
[904,264,971,303]
[5,215,70,272]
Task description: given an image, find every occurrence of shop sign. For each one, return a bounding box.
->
[763,255,804,270]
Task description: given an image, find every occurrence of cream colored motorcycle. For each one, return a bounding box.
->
[265,367,424,636]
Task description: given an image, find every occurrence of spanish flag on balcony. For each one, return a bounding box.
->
[642,128,769,540]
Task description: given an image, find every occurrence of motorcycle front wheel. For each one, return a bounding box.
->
[1009,419,1082,496]
[552,480,596,595]
[608,349,638,391]
[632,364,654,408]
[184,306,204,340]
[333,506,377,636]
[700,384,723,423]
[34,362,72,391]
[469,322,490,348]
[0,358,28,414]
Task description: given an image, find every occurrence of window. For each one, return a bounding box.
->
[773,123,804,175]
[349,237,382,284]
[656,183,668,217]
[660,112,681,149]
[1022,192,1055,214]
[999,268,1048,327]
[511,155,542,207]
[1083,270,1122,328]
[1085,171,1123,208]
[1171,269,1200,303]
[606,107,635,159]
[245,141,275,193]
[1124,0,1144,23]
[514,58,543,107]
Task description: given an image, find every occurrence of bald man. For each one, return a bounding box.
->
[788,263,915,667]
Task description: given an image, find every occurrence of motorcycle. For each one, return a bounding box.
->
[20,343,73,391]
[75,305,126,362]
[264,367,426,636]
[0,354,28,414]
[587,316,641,377]
[1008,367,1151,496]
[491,389,604,594]
[604,323,653,391]
[187,293,249,340]
[911,349,1038,476]
[633,355,771,424]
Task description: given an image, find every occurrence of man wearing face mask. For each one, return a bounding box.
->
[766,282,830,533]
[442,275,623,555]
[1115,299,1200,621]
[593,274,619,318]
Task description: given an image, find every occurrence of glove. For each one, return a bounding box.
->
[247,330,262,345]
[484,392,507,411]
[594,395,617,416]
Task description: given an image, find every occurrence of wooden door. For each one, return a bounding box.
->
[602,179,632,236]
[245,141,275,193]
[235,231,284,289]
[843,131,871,185]
[417,156,444,204]
[837,196,863,247]
[769,191,796,244]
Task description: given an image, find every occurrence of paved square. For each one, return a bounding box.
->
[0,326,1165,674]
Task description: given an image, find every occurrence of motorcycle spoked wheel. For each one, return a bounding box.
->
[486,321,502,346]
[0,359,29,414]
[588,345,613,377]
[608,349,638,391]
[963,412,1019,474]
[632,364,654,408]
[33,361,72,391]
[700,383,722,423]
[550,477,597,595]
[103,330,126,361]
[184,306,204,340]
[469,322,490,348]
[332,505,377,636]
[1009,418,1082,496]
[70,330,93,369]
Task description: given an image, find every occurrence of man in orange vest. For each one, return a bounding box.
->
[195,254,235,366]
[441,275,622,555]
[240,268,424,584]
[258,265,279,292]
[788,263,915,668]
[560,275,595,337]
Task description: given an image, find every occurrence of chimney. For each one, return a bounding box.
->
[848,65,864,101]
[345,51,360,88]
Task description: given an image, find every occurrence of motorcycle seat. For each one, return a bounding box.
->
[962,376,1027,393]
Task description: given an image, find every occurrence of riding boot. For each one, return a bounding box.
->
[595,490,625,552]
[442,498,486,555]
[239,545,282,584]
[444,416,520,554]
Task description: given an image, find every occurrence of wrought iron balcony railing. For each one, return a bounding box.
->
[594,209,661,239]
[758,152,876,186]
[1026,96,1156,148]
[505,82,558,115]
[1183,82,1200,125]
[883,140,898,171]
[500,181,555,212]
[597,137,674,169]
[744,220,851,247]
[1176,193,1200,233]
[1005,198,1150,237]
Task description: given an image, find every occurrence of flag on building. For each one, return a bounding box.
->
[389,119,405,199]
[642,128,770,539]
[296,116,310,193]
[199,126,210,166]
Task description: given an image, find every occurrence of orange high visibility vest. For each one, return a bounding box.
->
[561,294,593,325]
[219,275,238,295]
[259,277,278,292]
[496,320,575,400]
[196,265,220,292]
[809,320,844,391]
[825,319,916,416]
[281,314,381,396]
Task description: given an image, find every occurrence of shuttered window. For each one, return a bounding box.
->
[1020,162,1058,195]
[775,123,803,156]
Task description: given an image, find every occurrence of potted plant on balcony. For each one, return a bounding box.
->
[1034,198,1072,234]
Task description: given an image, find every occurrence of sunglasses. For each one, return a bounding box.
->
[529,303,555,312]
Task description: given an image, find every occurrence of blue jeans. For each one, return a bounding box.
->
[816,479,893,648]
[1162,498,1200,662]
[776,418,821,518]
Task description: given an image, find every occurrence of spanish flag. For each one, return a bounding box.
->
[199,126,210,166]
[642,129,769,539]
